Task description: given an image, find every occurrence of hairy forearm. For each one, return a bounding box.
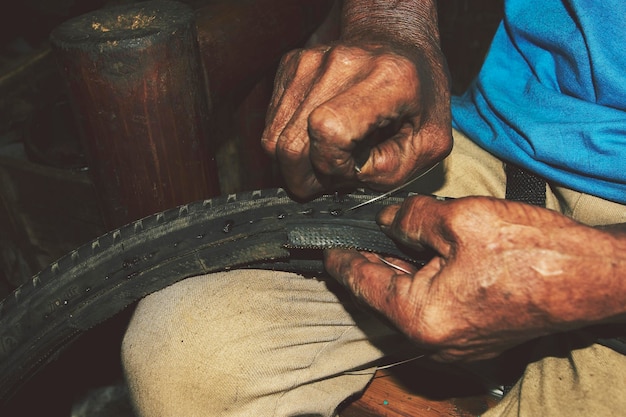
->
[340,0,440,48]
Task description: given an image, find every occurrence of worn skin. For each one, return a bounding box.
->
[325,196,626,362]
[262,0,626,362]
[261,0,451,200]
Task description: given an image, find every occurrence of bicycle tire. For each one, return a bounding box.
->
[0,187,429,407]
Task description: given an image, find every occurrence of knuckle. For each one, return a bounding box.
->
[260,136,274,154]
[311,150,351,177]
[373,55,418,90]
[378,55,416,78]
[277,139,306,161]
[276,50,301,82]
[324,44,363,67]
[293,47,331,75]
[444,200,485,231]
[308,105,346,142]
[277,48,324,89]
[280,48,302,66]
[272,129,308,162]
[395,196,426,223]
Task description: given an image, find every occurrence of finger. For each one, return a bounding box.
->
[261,50,300,156]
[307,55,421,181]
[259,48,337,198]
[272,47,374,195]
[324,249,429,332]
[376,203,428,252]
[377,204,401,228]
[375,254,420,275]
[364,122,451,190]
[261,48,328,155]
[377,196,453,256]
[277,152,325,200]
[324,249,408,305]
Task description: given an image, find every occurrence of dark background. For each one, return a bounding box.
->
[0,2,503,416]
[0,0,503,296]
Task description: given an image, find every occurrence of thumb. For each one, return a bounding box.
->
[377,196,454,257]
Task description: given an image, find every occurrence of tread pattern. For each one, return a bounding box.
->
[0,188,426,405]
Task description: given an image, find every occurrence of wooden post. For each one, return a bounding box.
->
[194,0,335,110]
[49,0,336,227]
[193,0,335,193]
[50,0,220,228]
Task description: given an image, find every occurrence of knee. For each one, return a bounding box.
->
[121,270,313,415]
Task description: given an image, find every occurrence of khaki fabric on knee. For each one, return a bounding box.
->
[122,129,626,417]
[484,335,626,417]
[122,270,412,417]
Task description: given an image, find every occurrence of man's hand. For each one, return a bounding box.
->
[261,0,452,200]
[325,196,626,362]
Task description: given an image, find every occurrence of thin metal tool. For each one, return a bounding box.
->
[342,354,426,375]
[375,254,412,274]
[346,162,440,211]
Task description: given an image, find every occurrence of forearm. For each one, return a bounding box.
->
[340,0,440,49]
[594,224,626,323]
[536,222,626,329]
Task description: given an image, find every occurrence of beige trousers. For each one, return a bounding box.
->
[122,130,626,416]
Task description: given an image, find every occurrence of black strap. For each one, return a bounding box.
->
[505,163,546,207]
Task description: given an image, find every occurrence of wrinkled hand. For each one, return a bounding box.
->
[325,195,625,362]
[261,42,451,200]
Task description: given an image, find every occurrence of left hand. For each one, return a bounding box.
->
[324,195,625,362]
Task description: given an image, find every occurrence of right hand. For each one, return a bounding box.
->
[261,41,452,200]
[325,195,626,362]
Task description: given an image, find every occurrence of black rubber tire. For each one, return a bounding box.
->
[0,188,428,408]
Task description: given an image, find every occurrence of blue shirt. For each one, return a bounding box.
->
[451,0,626,204]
